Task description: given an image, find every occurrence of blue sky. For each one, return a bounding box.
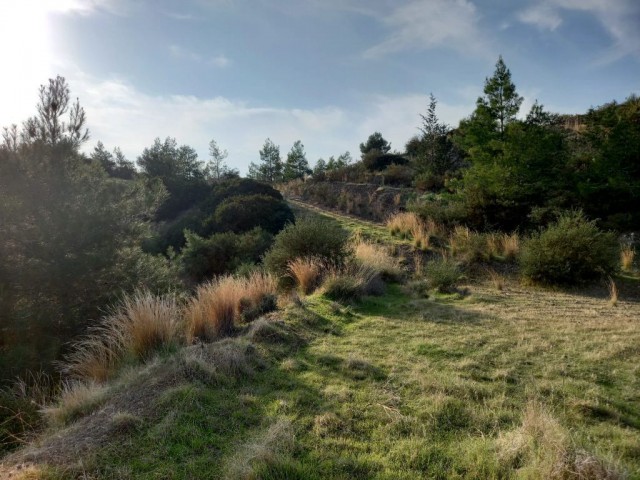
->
[1,0,639,173]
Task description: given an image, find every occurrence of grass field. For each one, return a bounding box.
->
[3,203,639,479]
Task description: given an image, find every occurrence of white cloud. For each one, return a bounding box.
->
[363,0,490,58]
[37,70,472,173]
[518,0,640,62]
[169,45,230,68]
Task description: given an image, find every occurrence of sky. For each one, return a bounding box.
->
[0,0,639,173]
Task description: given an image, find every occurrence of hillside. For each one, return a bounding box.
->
[2,202,639,479]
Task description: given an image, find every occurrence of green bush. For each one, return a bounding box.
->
[263,217,350,277]
[424,258,463,293]
[213,194,294,234]
[180,228,273,283]
[519,210,619,284]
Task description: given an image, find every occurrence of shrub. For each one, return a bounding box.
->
[381,164,414,187]
[213,194,294,234]
[180,228,273,283]
[520,210,619,284]
[424,258,463,293]
[288,257,325,295]
[263,217,350,278]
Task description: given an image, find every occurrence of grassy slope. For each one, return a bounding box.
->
[9,202,640,479]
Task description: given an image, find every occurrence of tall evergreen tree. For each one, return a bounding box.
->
[479,55,523,136]
[283,140,311,181]
[248,138,282,183]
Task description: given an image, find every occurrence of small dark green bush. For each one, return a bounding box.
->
[263,217,350,277]
[180,228,273,283]
[520,210,619,284]
[213,194,294,234]
[424,258,463,292]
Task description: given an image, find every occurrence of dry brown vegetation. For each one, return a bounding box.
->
[288,257,325,295]
[621,244,635,271]
[186,273,277,343]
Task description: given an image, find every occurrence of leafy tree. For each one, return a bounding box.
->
[248,138,283,183]
[360,132,391,157]
[283,140,311,181]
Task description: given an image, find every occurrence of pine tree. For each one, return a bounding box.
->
[479,56,523,136]
[283,140,311,181]
[248,138,282,183]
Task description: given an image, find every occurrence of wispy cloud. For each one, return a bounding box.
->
[55,69,473,173]
[169,45,230,68]
[518,0,640,63]
[363,0,490,59]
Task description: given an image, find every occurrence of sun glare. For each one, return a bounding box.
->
[0,0,66,125]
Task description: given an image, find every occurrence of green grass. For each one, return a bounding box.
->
[6,203,639,479]
[19,280,639,479]
[289,199,410,247]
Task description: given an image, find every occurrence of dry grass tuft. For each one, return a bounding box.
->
[41,381,108,427]
[110,292,182,360]
[497,401,621,479]
[223,418,295,480]
[487,268,505,291]
[608,276,619,306]
[386,212,421,238]
[186,273,278,343]
[354,241,403,280]
[410,224,430,251]
[449,226,489,263]
[288,257,325,295]
[62,292,181,382]
[322,263,385,302]
[501,232,520,260]
[186,276,244,343]
[620,244,635,271]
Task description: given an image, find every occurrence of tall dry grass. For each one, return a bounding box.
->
[186,273,278,343]
[41,381,108,427]
[288,257,325,295]
[497,401,621,479]
[386,212,421,238]
[62,292,182,382]
[501,232,520,260]
[410,224,430,251]
[449,226,489,263]
[354,240,403,280]
[621,244,635,271]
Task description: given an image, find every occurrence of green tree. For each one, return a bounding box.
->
[138,137,209,219]
[479,55,523,137]
[21,75,89,148]
[283,140,311,181]
[359,132,391,157]
[0,77,174,380]
[248,138,283,183]
[206,138,230,180]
